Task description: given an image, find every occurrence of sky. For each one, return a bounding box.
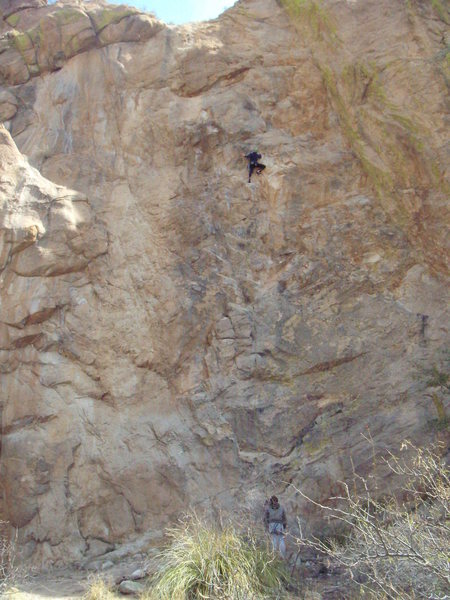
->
[107,0,235,24]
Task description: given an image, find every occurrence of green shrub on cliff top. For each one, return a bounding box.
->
[91,7,136,33]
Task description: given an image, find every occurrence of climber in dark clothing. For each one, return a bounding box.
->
[245,151,266,183]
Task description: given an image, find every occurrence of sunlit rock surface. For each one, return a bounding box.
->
[0,0,448,566]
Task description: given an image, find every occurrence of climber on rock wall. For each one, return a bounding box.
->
[245,151,266,183]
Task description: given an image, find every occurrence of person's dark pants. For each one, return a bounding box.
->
[248,162,266,182]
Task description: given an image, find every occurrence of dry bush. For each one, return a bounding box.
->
[293,441,449,599]
[0,521,18,594]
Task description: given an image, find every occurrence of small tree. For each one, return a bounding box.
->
[292,442,449,599]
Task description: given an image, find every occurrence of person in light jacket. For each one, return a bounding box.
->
[264,495,287,558]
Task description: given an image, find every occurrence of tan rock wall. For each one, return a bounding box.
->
[0,0,448,566]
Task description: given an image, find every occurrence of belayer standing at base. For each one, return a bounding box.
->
[245,151,266,183]
[264,495,287,559]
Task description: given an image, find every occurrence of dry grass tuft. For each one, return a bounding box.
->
[144,517,289,599]
[83,577,120,600]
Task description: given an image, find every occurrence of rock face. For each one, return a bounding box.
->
[0,0,448,567]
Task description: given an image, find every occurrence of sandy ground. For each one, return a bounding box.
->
[4,569,87,599]
[3,556,149,599]
[2,537,163,599]
[2,550,346,599]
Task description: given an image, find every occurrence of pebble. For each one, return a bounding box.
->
[118,580,145,595]
[130,568,146,580]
